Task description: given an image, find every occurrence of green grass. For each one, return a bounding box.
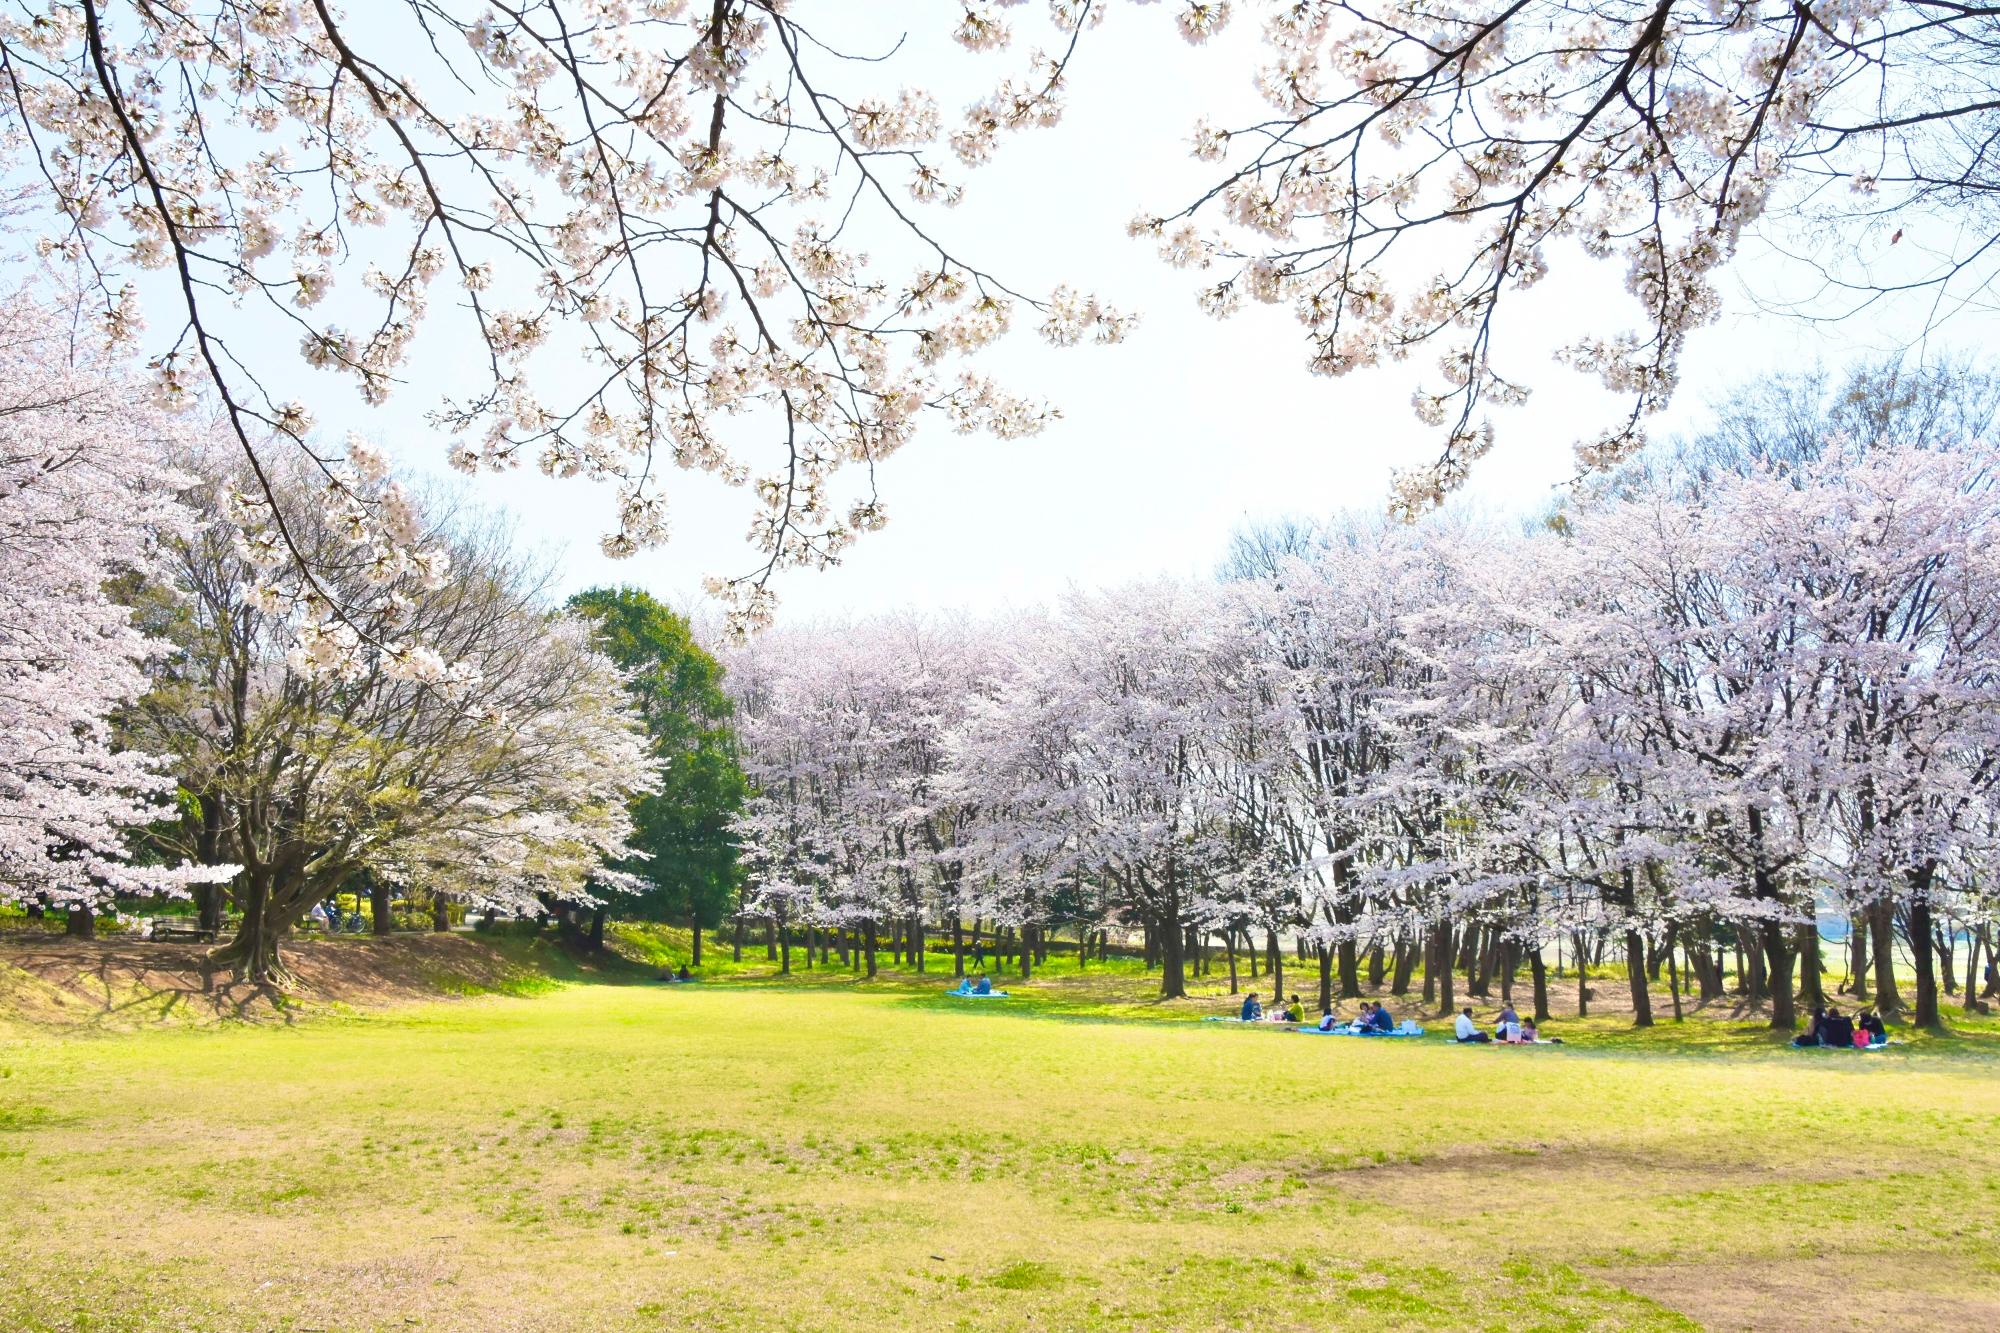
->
[3,980,1999,1331]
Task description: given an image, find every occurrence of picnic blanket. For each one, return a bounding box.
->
[1294,1021,1426,1038]
[947,987,1010,999]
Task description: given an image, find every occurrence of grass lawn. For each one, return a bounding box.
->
[3,975,1999,1332]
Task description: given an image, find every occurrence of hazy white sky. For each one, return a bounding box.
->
[48,3,1999,620]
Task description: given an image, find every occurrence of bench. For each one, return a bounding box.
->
[149,917,218,943]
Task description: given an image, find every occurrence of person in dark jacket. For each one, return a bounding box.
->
[1369,1002,1395,1032]
[1820,1007,1855,1048]
[1859,1008,1888,1044]
[1241,992,1262,1022]
[1792,1006,1827,1047]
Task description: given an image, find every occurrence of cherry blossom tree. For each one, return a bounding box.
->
[0,290,230,926]
[0,0,1129,649]
[133,444,652,983]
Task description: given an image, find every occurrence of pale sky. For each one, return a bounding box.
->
[31,3,1996,620]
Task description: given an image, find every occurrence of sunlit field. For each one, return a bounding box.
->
[4,966,1998,1332]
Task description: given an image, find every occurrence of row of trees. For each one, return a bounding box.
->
[0,290,743,984]
[730,369,2000,1029]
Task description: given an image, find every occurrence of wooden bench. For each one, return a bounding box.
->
[149,917,218,943]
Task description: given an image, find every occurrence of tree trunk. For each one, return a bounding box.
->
[371,879,394,936]
[1529,947,1551,1023]
[779,919,791,975]
[1316,944,1332,1016]
[864,918,878,979]
[1908,893,1942,1029]
[1390,936,1416,996]
[1019,924,1033,981]
[1796,922,1825,1011]
[1225,931,1239,995]
[196,882,224,934]
[1736,925,1766,1001]
[1935,926,1957,996]
[436,896,454,934]
[732,915,743,963]
[692,918,703,968]
[1367,942,1385,989]
[1267,929,1284,1007]
[1845,913,1869,999]
[764,918,776,961]
[65,903,95,939]
[1434,924,1455,1017]
[1625,929,1653,1028]
[1760,918,1797,1031]
[212,867,294,987]
[953,916,965,978]
[912,916,926,974]
[1498,937,1516,1006]
[1665,930,1684,1022]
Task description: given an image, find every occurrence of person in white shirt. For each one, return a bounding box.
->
[1454,1007,1490,1043]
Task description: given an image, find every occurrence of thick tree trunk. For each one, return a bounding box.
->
[1498,937,1516,1006]
[212,867,298,987]
[436,896,454,934]
[1625,929,1653,1028]
[1390,937,1416,996]
[1760,918,1797,1031]
[65,904,95,939]
[691,919,703,968]
[953,916,965,978]
[1019,924,1033,981]
[732,915,743,963]
[196,882,224,933]
[1529,947,1551,1022]
[1367,942,1385,989]
[764,918,776,961]
[1337,939,1360,999]
[1317,944,1332,1016]
[1225,932,1238,995]
[371,880,394,936]
[912,916,926,974]
[779,919,791,975]
[1908,892,1942,1029]
[864,918,878,979]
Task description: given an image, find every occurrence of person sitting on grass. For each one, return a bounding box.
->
[1241,992,1263,1022]
[1497,1003,1519,1030]
[1368,1002,1395,1033]
[676,964,693,982]
[1859,1008,1888,1046]
[1520,1018,1563,1045]
[1454,1007,1491,1043]
[1282,994,1305,1023]
[1496,1011,1522,1043]
[973,975,993,995]
[1316,1007,1337,1031]
[1820,1006,1855,1048]
[1793,1006,1828,1047]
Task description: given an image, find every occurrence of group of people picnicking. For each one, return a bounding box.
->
[1238,992,1308,1024]
[1792,1005,1889,1049]
[948,974,998,995]
[1453,1005,1562,1045]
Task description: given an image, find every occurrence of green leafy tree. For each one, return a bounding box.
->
[568,588,745,964]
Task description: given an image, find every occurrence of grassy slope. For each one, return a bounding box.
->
[3,979,1998,1332]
